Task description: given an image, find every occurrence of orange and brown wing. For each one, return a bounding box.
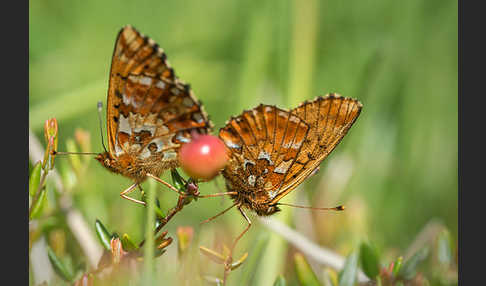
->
[219,105,310,203]
[270,94,362,204]
[105,25,212,162]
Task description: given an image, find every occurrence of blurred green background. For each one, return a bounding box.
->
[29,0,457,284]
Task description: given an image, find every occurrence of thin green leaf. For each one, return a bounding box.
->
[121,233,138,251]
[61,255,75,282]
[392,256,403,277]
[154,204,165,219]
[95,219,112,251]
[273,275,287,286]
[29,187,47,220]
[360,242,380,279]
[171,169,186,192]
[47,246,74,282]
[29,161,42,197]
[294,252,321,286]
[398,247,429,280]
[339,250,359,286]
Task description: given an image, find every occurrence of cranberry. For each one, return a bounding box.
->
[179,134,228,180]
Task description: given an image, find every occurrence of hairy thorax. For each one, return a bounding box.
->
[229,188,281,216]
[95,152,178,183]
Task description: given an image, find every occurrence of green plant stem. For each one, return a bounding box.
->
[143,179,156,285]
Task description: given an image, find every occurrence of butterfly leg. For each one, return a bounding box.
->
[190,178,236,198]
[192,178,238,198]
[200,203,237,224]
[221,207,251,283]
[120,183,146,206]
[230,207,252,254]
[197,192,238,198]
[146,173,186,196]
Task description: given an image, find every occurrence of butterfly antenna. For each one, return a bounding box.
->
[276,202,345,212]
[49,102,107,157]
[52,151,99,156]
[97,101,108,153]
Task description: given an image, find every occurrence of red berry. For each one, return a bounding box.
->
[179,134,228,180]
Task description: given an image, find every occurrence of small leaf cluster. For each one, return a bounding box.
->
[281,233,457,286]
[29,118,58,220]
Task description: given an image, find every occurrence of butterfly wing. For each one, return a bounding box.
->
[106,26,212,164]
[269,94,362,204]
[219,105,310,203]
[219,94,362,206]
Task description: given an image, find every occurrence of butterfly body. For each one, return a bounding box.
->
[96,151,176,183]
[219,94,362,216]
[225,167,281,216]
[222,141,284,215]
[95,25,211,203]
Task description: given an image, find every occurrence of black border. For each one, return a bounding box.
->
[5,0,28,284]
[459,0,483,284]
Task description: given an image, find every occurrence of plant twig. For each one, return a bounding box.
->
[29,129,103,268]
[258,217,370,283]
[139,194,188,248]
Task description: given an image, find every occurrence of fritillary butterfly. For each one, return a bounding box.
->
[213,94,362,250]
[95,25,212,205]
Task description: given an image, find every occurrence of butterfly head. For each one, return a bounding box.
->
[226,181,282,216]
[263,204,281,216]
[250,202,281,216]
[95,152,119,173]
[95,151,149,182]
